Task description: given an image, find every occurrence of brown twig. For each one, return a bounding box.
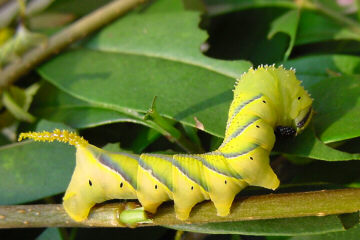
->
[1,188,360,228]
[0,0,147,88]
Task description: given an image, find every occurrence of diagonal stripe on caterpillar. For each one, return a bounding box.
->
[18,65,313,221]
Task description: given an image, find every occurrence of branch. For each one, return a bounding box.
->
[297,0,360,35]
[0,0,148,88]
[312,1,360,35]
[1,188,360,228]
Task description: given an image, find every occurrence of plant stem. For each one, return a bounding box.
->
[1,188,360,228]
[297,0,360,35]
[0,0,148,88]
[145,96,202,153]
[312,0,360,35]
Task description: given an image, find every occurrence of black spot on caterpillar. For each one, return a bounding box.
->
[18,65,313,221]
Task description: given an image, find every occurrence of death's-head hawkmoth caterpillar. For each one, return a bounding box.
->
[19,65,313,222]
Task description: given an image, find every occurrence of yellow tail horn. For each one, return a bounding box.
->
[18,129,88,147]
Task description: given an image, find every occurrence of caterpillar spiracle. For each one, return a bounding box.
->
[19,65,313,222]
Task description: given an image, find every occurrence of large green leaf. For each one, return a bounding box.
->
[31,82,145,129]
[38,2,251,138]
[172,214,352,236]
[283,55,360,87]
[310,75,360,143]
[0,121,75,204]
[39,48,240,137]
[0,141,73,204]
[86,11,251,79]
[285,223,360,240]
[296,10,360,46]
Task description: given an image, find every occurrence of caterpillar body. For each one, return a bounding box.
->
[19,65,313,222]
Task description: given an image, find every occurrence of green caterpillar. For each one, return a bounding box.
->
[19,65,313,222]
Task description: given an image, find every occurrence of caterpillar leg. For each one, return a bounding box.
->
[115,202,152,228]
[205,170,248,216]
[136,154,173,214]
[172,155,210,220]
[198,153,248,216]
[136,166,172,214]
[173,177,206,221]
[226,148,280,190]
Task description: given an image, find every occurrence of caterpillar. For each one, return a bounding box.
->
[18,65,313,222]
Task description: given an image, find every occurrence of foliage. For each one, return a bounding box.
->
[1,0,360,239]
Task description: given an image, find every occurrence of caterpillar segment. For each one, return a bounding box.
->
[67,143,249,221]
[18,65,314,222]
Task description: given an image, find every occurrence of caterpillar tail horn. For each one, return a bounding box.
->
[18,129,99,221]
[18,129,88,147]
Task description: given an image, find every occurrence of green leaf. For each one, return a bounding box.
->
[296,10,360,46]
[38,4,251,138]
[275,127,360,161]
[268,9,300,60]
[39,48,239,137]
[283,55,360,87]
[86,11,251,79]
[31,82,145,129]
[310,75,360,144]
[35,119,75,132]
[286,222,360,240]
[36,228,63,240]
[171,214,350,236]
[0,121,75,204]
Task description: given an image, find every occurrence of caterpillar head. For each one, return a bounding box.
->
[272,66,313,137]
[293,89,313,135]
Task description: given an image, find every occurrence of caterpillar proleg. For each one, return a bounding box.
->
[19,65,313,221]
